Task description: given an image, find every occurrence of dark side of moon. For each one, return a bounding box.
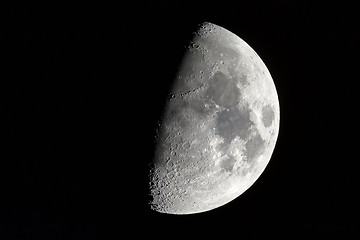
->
[149,22,279,215]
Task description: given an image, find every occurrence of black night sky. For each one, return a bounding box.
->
[1,2,359,239]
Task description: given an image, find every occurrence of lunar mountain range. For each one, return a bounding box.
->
[149,22,280,214]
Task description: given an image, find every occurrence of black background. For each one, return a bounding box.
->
[1,1,359,239]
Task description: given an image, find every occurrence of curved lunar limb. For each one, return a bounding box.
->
[149,22,280,214]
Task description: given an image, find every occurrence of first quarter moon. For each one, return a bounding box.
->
[149,22,280,214]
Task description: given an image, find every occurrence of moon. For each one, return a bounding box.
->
[149,22,280,214]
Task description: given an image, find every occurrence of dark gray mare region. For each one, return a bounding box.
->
[261,104,275,127]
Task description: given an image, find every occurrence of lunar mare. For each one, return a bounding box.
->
[149,22,279,214]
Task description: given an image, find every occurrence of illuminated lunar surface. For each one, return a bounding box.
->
[149,22,280,214]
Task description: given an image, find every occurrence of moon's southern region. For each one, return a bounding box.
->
[149,22,280,214]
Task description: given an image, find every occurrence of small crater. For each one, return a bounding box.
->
[172,135,183,146]
[166,171,175,179]
[166,159,174,169]
[192,43,200,49]
[166,191,174,197]
[182,141,191,150]
[168,94,176,100]
[179,189,187,194]
[157,180,165,188]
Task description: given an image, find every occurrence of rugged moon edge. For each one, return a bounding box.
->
[149,22,280,215]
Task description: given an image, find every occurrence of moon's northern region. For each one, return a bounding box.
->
[149,22,280,214]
